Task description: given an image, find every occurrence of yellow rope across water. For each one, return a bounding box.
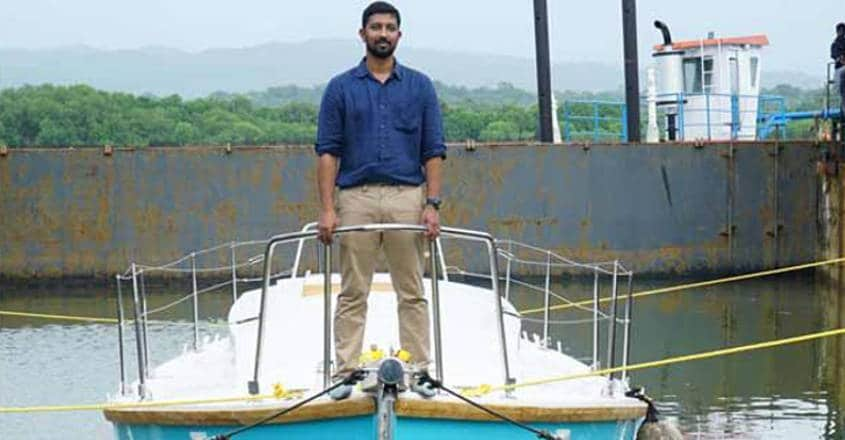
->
[5,257,845,322]
[478,327,845,395]
[0,310,118,324]
[518,256,845,315]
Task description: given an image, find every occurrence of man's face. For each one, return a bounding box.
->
[360,13,401,59]
[839,27,845,37]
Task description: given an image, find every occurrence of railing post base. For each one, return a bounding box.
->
[248,380,259,395]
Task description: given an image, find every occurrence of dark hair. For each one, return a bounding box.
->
[838,22,845,32]
[362,1,400,28]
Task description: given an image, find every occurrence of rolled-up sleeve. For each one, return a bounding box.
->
[315,79,344,157]
[420,78,447,163]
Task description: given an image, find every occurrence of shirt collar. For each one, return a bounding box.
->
[353,57,404,81]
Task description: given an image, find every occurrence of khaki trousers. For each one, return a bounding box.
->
[333,184,431,378]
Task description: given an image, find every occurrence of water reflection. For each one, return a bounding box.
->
[1,272,844,439]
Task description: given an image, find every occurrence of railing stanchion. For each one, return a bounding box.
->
[191,252,200,350]
[542,250,552,347]
[130,263,147,399]
[504,241,512,301]
[115,275,128,395]
[139,271,150,375]
[487,239,514,392]
[249,241,277,394]
[436,237,449,282]
[429,239,445,383]
[621,269,634,384]
[606,260,620,391]
[322,242,333,389]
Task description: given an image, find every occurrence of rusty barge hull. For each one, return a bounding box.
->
[0,142,824,278]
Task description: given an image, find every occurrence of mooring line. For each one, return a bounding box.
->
[0,310,227,327]
[482,327,845,394]
[0,310,118,324]
[518,256,845,315]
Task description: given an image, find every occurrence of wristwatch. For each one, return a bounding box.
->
[425,197,442,210]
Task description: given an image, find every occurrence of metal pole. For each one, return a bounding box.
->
[323,243,333,389]
[592,269,599,369]
[231,242,238,302]
[542,251,551,347]
[115,275,127,395]
[436,238,449,282]
[429,240,444,383]
[249,242,277,394]
[191,252,200,350]
[533,0,554,142]
[487,240,514,389]
[827,63,832,116]
[130,264,147,398]
[621,271,634,383]
[504,253,512,301]
[621,0,641,142]
[706,93,712,141]
[606,261,620,384]
[139,272,150,375]
[679,92,686,140]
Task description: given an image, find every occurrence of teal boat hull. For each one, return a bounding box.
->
[112,415,643,440]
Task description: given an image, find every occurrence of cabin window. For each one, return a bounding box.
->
[683,56,714,94]
[750,57,759,88]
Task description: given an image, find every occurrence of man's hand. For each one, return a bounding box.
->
[421,206,440,239]
[318,208,339,244]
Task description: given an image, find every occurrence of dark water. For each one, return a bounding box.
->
[1,273,843,439]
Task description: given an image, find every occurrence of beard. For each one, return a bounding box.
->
[366,38,396,59]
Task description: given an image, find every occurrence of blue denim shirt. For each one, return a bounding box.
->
[315,59,447,189]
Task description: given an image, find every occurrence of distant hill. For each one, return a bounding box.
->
[0,40,824,97]
[0,40,621,97]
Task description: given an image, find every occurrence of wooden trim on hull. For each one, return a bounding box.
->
[396,399,645,423]
[104,396,646,426]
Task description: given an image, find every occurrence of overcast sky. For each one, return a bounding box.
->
[1,0,841,74]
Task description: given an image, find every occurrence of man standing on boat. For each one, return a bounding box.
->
[833,22,845,119]
[314,1,446,400]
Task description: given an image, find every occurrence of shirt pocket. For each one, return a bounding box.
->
[392,100,422,134]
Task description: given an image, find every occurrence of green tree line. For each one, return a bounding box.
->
[0,83,831,147]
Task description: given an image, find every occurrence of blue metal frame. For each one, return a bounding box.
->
[560,100,627,142]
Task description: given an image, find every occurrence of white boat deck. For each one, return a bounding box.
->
[124,272,638,411]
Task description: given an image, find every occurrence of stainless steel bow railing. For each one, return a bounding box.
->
[114,223,633,400]
[247,223,514,395]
